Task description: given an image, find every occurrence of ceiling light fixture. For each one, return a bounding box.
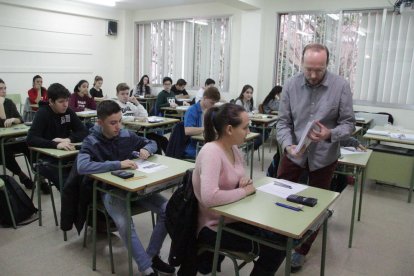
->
[73,0,118,7]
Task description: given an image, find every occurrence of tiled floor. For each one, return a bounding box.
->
[1,145,414,276]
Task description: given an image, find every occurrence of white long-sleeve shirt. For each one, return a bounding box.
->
[114,100,148,118]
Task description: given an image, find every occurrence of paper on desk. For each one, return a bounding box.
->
[77,110,97,115]
[366,129,390,136]
[176,105,190,110]
[147,116,164,123]
[390,133,414,141]
[135,159,167,173]
[340,147,366,155]
[257,179,308,199]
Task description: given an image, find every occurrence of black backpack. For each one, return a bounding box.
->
[165,169,198,273]
[267,151,281,178]
[0,175,38,227]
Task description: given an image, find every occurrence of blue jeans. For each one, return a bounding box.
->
[101,190,168,272]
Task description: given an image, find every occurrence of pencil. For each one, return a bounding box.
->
[124,175,147,182]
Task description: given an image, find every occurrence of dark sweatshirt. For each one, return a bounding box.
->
[27,105,88,148]
[0,98,23,127]
[77,125,157,175]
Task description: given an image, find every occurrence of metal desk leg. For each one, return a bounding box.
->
[285,237,292,276]
[409,165,414,203]
[349,167,358,248]
[92,181,97,270]
[1,138,6,175]
[36,152,42,226]
[261,125,265,171]
[358,168,364,221]
[321,219,328,276]
[126,192,133,276]
[250,141,254,179]
[212,216,224,276]
[58,160,67,241]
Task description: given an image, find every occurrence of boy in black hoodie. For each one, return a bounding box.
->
[27,83,88,193]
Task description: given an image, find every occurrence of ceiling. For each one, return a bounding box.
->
[115,0,218,10]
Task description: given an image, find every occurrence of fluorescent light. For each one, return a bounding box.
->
[327,14,339,21]
[73,0,117,7]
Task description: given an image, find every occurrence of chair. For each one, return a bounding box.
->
[22,97,36,122]
[0,178,17,229]
[198,244,258,276]
[83,202,155,274]
[6,94,23,114]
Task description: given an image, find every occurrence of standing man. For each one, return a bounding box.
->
[276,43,355,272]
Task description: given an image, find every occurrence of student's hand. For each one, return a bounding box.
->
[243,184,256,196]
[170,102,178,108]
[57,141,75,151]
[286,145,305,158]
[357,144,367,151]
[183,101,190,106]
[309,121,331,142]
[4,118,16,128]
[53,138,71,143]
[120,160,138,170]
[239,176,253,188]
[139,148,151,160]
[129,96,139,105]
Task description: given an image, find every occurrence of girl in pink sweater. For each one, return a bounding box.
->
[192,103,285,276]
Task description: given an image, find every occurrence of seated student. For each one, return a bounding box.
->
[155,77,189,116]
[262,85,282,114]
[183,86,220,158]
[171,79,190,99]
[130,74,151,97]
[235,85,267,149]
[195,78,215,103]
[193,103,286,276]
[0,78,34,189]
[28,75,48,110]
[89,75,105,99]
[69,80,97,112]
[27,83,88,194]
[77,100,175,276]
[114,83,168,154]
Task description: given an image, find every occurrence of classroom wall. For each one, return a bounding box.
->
[0,0,128,99]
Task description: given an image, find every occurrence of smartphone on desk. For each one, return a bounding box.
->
[111,170,135,179]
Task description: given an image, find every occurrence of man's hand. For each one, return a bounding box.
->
[53,138,71,143]
[57,141,75,151]
[309,121,331,142]
[139,148,151,160]
[239,176,253,188]
[183,101,190,106]
[4,118,16,128]
[120,159,138,170]
[357,144,367,151]
[286,145,305,158]
[170,102,178,108]
[243,184,256,196]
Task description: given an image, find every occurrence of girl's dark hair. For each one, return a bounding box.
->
[0,78,4,84]
[237,84,254,111]
[74,80,89,93]
[204,103,245,143]
[93,75,103,85]
[138,75,149,87]
[262,85,282,106]
[32,75,42,85]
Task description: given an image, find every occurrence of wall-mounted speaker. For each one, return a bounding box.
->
[107,20,118,36]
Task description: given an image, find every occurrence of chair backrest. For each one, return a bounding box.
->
[6,94,22,113]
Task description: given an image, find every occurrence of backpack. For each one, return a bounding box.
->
[0,175,38,227]
[267,151,281,178]
[165,169,198,271]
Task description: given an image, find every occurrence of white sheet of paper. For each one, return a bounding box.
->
[77,110,96,115]
[135,160,167,173]
[257,179,308,199]
[147,116,164,123]
[340,147,366,155]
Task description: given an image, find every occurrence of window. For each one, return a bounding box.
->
[276,10,414,108]
[136,17,231,91]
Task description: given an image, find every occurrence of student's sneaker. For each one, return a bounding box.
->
[40,180,51,195]
[152,255,175,274]
[291,252,305,273]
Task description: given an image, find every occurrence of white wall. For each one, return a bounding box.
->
[0,0,127,99]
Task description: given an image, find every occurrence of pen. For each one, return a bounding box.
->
[273,181,292,189]
[275,202,303,212]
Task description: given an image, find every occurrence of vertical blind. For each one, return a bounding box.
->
[276,10,414,107]
[137,17,231,91]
